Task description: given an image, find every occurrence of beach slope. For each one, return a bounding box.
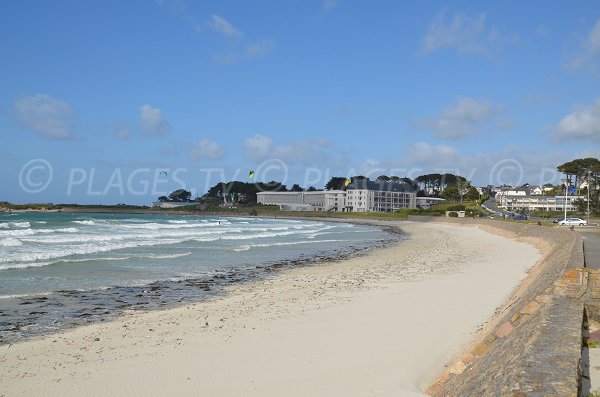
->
[0,221,540,396]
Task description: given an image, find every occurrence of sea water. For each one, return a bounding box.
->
[0,212,394,343]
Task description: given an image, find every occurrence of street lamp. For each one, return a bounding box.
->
[587,168,592,226]
[561,177,569,221]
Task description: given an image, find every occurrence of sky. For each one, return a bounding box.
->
[1,0,599,204]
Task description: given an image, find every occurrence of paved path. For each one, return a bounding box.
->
[580,229,600,268]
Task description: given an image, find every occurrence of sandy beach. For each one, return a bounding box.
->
[0,220,541,397]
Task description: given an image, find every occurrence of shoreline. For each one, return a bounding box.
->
[0,217,401,346]
[0,219,543,396]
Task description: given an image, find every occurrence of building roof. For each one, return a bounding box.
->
[346,180,415,192]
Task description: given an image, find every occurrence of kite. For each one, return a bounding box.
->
[344,178,351,187]
[248,170,255,179]
[160,171,168,177]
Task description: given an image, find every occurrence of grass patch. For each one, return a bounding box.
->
[582,337,600,348]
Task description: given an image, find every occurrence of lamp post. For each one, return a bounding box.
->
[562,177,568,221]
[587,168,592,226]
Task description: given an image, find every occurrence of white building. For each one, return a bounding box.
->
[345,180,416,212]
[530,186,544,195]
[256,190,346,212]
[150,201,195,209]
[257,181,417,213]
[416,197,446,209]
[497,195,583,212]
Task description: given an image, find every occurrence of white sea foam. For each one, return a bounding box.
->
[0,292,51,299]
[72,220,96,225]
[0,221,31,229]
[0,217,382,281]
[0,237,23,247]
[141,252,192,259]
[1,232,225,264]
[54,256,130,264]
[235,239,351,251]
[0,227,79,238]
[0,261,54,270]
[233,244,251,252]
[120,222,223,230]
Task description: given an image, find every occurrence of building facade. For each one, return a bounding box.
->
[345,180,416,212]
[256,182,417,213]
[497,194,583,212]
[256,190,347,212]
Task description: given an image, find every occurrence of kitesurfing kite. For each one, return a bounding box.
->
[160,171,168,177]
[248,170,255,179]
[344,178,351,187]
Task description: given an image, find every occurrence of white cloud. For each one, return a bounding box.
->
[245,39,275,59]
[139,104,170,137]
[14,94,73,139]
[208,15,242,40]
[155,0,203,33]
[323,0,339,10]
[359,142,581,187]
[553,97,600,142]
[243,134,333,165]
[420,96,510,139]
[205,14,274,63]
[243,134,273,162]
[421,11,505,56]
[566,18,600,72]
[187,138,225,160]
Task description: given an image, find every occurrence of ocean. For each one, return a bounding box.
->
[0,212,396,343]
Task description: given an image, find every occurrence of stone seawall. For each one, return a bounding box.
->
[418,218,585,397]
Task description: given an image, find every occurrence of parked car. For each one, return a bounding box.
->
[557,218,587,226]
[513,214,528,221]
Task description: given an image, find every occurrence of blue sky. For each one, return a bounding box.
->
[2,0,599,204]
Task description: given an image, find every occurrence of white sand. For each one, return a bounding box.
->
[0,221,540,397]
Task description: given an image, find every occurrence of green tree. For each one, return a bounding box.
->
[557,158,600,194]
[465,187,480,201]
[290,184,303,192]
[168,189,192,202]
[440,186,460,202]
[325,177,348,190]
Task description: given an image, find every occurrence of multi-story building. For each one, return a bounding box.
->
[345,180,416,212]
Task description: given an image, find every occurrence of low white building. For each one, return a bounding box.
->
[256,190,346,212]
[498,195,583,212]
[416,197,446,209]
[255,192,304,206]
[150,201,195,209]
